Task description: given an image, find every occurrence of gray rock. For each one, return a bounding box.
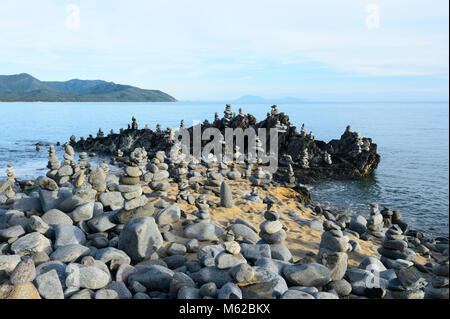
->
[50,244,90,263]
[184,222,224,241]
[270,244,293,262]
[260,220,283,235]
[106,281,132,299]
[10,232,52,256]
[215,251,246,269]
[70,289,94,299]
[349,215,367,235]
[70,202,94,222]
[199,282,217,298]
[0,255,21,274]
[127,265,174,292]
[87,211,117,232]
[178,287,201,299]
[124,195,148,211]
[0,225,25,240]
[218,282,242,299]
[230,263,255,283]
[359,256,387,272]
[28,216,49,234]
[167,243,187,256]
[280,289,315,299]
[254,257,292,276]
[115,263,136,282]
[94,289,119,299]
[58,195,86,213]
[164,255,187,269]
[319,231,349,252]
[12,197,42,213]
[169,272,196,297]
[327,279,352,297]
[240,243,271,262]
[35,261,67,287]
[220,182,233,208]
[35,269,64,299]
[69,263,110,289]
[54,224,86,248]
[314,291,340,299]
[240,266,288,299]
[89,168,107,192]
[190,266,233,288]
[260,229,286,244]
[39,188,72,213]
[95,247,131,268]
[99,192,124,210]
[283,263,331,287]
[226,224,259,243]
[317,248,348,280]
[41,209,73,225]
[118,217,163,262]
[154,205,181,225]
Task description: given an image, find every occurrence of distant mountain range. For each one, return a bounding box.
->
[0,73,177,102]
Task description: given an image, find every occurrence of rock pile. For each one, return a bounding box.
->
[378,225,416,270]
[424,257,449,299]
[249,167,272,187]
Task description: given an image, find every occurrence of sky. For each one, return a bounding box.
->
[0,0,448,101]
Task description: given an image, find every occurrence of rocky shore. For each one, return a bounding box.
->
[0,105,448,300]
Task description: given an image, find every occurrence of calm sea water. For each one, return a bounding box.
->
[0,102,448,236]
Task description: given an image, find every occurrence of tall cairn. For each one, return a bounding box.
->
[317,221,349,281]
[46,145,59,180]
[57,143,77,185]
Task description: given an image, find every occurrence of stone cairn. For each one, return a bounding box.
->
[387,265,426,299]
[204,165,223,195]
[78,152,90,171]
[57,143,77,185]
[249,167,272,187]
[367,203,385,238]
[245,187,260,202]
[299,148,309,169]
[0,164,16,196]
[223,104,233,127]
[148,151,170,197]
[378,224,416,270]
[226,163,241,180]
[317,221,349,281]
[118,162,148,217]
[129,148,148,176]
[323,151,332,165]
[194,195,210,220]
[424,257,449,299]
[46,145,59,180]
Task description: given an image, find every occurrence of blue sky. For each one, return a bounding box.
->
[0,0,448,101]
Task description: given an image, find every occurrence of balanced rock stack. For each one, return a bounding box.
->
[57,143,77,186]
[259,209,292,262]
[78,152,90,171]
[148,153,170,197]
[299,148,309,169]
[129,148,148,176]
[424,257,449,299]
[222,104,233,127]
[0,164,16,196]
[317,222,349,281]
[214,240,247,271]
[249,167,272,187]
[386,266,425,299]
[193,195,210,220]
[380,207,394,228]
[378,224,416,270]
[226,163,241,180]
[46,146,59,180]
[367,202,385,238]
[204,167,224,195]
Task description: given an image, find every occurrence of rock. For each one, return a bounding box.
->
[260,229,286,244]
[94,289,119,299]
[10,257,36,285]
[35,269,64,299]
[199,282,217,298]
[70,289,94,299]
[425,285,449,299]
[218,283,242,299]
[184,222,224,241]
[260,220,283,235]
[50,244,90,263]
[127,265,174,292]
[12,197,42,214]
[215,251,246,269]
[220,182,233,208]
[54,224,86,248]
[327,279,352,297]
[70,202,94,222]
[230,263,255,283]
[223,241,241,255]
[319,230,349,252]
[0,255,21,275]
[167,243,187,256]
[283,263,331,287]
[115,264,136,283]
[124,195,148,211]
[11,232,52,256]
[87,211,117,232]
[178,287,201,299]
[41,209,73,225]
[118,217,163,263]
[349,215,367,235]
[280,289,315,299]
[29,216,50,234]
[99,192,124,210]
[270,244,293,262]
[89,168,107,192]
[169,272,196,297]
[164,255,187,269]
[39,189,72,213]
[115,203,155,224]
[359,256,387,272]
[317,249,348,280]
[0,225,25,240]
[239,243,271,262]
[72,264,110,289]
[190,266,233,288]
[0,282,41,299]
[154,205,181,225]
[106,281,132,299]
[240,267,288,299]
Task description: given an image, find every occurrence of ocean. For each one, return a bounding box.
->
[0,101,448,236]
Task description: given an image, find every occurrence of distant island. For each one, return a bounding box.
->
[0,73,177,102]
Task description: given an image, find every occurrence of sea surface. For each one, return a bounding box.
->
[0,101,448,236]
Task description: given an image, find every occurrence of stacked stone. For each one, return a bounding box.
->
[218,161,229,176]
[259,209,292,262]
[424,257,449,299]
[378,224,416,270]
[175,161,189,191]
[249,167,272,187]
[226,163,241,180]
[99,161,110,174]
[78,152,90,171]
[367,202,385,238]
[194,195,210,220]
[300,124,307,137]
[380,207,394,228]
[223,104,233,127]
[130,148,148,176]
[46,145,59,180]
[300,148,309,169]
[245,187,260,202]
[214,241,247,270]
[279,154,294,167]
[323,151,332,165]
[131,116,138,130]
[317,222,349,281]
[6,164,15,182]
[148,152,170,197]
[0,164,16,196]
[270,105,280,116]
[387,266,425,299]
[204,166,224,194]
[97,128,104,138]
[284,164,296,187]
[244,163,253,179]
[57,143,77,185]
[118,165,149,217]
[176,190,195,205]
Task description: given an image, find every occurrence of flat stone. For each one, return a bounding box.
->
[10,232,52,256]
[99,192,124,210]
[260,220,283,235]
[184,222,224,241]
[35,269,64,299]
[127,265,174,292]
[50,244,90,263]
[240,266,288,299]
[42,209,73,225]
[154,205,181,225]
[54,224,86,248]
[283,263,331,287]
